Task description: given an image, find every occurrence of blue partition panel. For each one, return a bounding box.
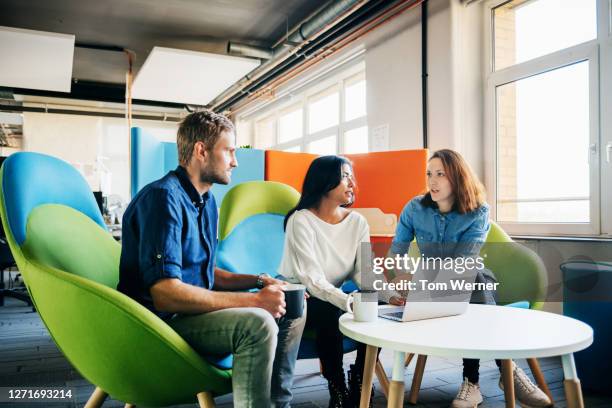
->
[211,149,264,207]
[162,142,178,173]
[131,127,264,204]
[131,128,165,198]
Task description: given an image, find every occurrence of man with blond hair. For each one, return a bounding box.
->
[119,110,305,407]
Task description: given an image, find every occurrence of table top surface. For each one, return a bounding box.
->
[339,304,593,359]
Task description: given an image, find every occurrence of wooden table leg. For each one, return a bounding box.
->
[562,354,585,408]
[372,353,412,400]
[527,358,553,403]
[408,355,427,404]
[360,345,378,408]
[387,351,406,408]
[501,359,516,408]
[405,353,414,367]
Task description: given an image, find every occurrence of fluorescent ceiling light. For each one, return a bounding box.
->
[132,47,260,105]
[0,26,75,92]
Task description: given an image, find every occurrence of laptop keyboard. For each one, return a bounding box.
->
[386,311,404,319]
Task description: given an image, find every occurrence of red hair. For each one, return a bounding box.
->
[421,149,486,214]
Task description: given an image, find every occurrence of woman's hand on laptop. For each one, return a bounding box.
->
[389,296,406,306]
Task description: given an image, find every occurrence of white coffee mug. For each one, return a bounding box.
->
[346,291,378,322]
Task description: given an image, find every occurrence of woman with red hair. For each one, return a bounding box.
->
[392,149,551,408]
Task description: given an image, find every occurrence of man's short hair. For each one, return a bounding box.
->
[177,110,235,166]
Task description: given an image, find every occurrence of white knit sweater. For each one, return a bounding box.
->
[278,209,392,311]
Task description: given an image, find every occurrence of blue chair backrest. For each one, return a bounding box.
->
[2,152,105,246]
[217,214,286,277]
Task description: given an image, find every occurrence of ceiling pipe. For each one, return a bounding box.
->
[231,0,422,115]
[210,0,369,110]
[227,42,273,60]
[219,0,422,113]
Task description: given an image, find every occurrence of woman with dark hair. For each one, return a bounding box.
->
[278,155,402,408]
[391,149,551,408]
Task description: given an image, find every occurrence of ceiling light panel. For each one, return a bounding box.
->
[132,47,260,105]
[0,26,75,92]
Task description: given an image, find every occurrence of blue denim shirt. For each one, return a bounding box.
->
[391,195,490,259]
[118,166,217,318]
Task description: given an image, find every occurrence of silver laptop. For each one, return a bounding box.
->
[378,266,477,322]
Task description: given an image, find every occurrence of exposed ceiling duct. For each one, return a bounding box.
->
[212,0,423,113]
[227,42,273,60]
[210,0,370,110]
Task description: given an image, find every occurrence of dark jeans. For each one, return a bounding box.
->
[306,297,368,382]
[463,271,501,383]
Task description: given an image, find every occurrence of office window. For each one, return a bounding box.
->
[255,115,276,149]
[344,76,366,121]
[496,62,590,223]
[344,126,368,154]
[308,89,340,134]
[247,62,368,155]
[493,0,597,70]
[486,0,608,235]
[283,145,301,153]
[279,106,302,143]
[307,134,337,155]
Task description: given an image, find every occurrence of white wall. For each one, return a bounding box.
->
[365,6,423,151]
[23,112,104,189]
[22,112,178,204]
[365,0,484,174]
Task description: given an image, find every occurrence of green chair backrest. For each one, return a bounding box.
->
[481,221,548,309]
[407,221,547,309]
[22,204,120,288]
[218,180,300,240]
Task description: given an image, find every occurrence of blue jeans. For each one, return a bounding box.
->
[168,305,306,407]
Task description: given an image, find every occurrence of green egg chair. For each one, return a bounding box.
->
[0,152,232,407]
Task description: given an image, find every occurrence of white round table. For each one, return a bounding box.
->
[339,304,593,408]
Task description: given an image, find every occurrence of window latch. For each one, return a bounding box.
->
[606,142,612,163]
[588,143,597,164]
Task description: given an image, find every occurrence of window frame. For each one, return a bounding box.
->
[250,64,367,155]
[484,0,609,236]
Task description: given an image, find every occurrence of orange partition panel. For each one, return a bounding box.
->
[265,149,428,217]
[265,150,317,192]
[346,150,428,217]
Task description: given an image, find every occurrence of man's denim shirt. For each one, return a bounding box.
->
[118,166,217,319]
[391,195,490,259]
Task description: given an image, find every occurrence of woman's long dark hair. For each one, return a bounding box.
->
[284,155,353,230]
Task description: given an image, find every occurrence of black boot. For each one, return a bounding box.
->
[348,364,374,408]
[327,374,350,408]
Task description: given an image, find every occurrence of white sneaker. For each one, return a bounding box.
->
[451,377,483,408]
[499,363,552,408]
